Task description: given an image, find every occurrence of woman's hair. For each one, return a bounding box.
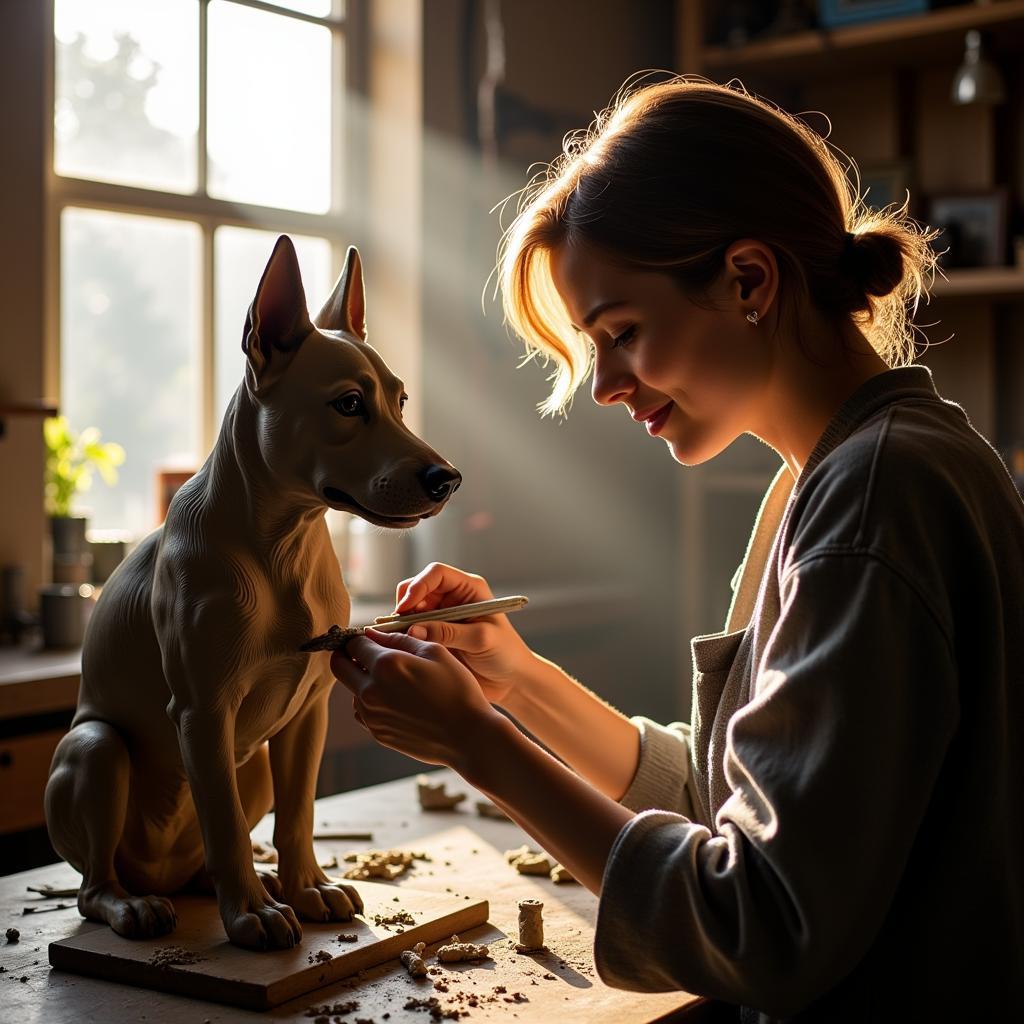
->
[496,74,942,416]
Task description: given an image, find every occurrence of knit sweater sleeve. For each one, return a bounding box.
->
[592,552,958,1016]
[617,717,701,822]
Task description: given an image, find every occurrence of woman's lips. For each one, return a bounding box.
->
[645,401,674,436]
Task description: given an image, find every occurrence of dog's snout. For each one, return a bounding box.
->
[420,464,462,503]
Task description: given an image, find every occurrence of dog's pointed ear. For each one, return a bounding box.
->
[242,235,314,392]
[314,246,366,340]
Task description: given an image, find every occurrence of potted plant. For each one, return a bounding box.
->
[43,416,125,560]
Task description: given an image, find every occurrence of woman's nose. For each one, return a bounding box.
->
[591,351,634,407]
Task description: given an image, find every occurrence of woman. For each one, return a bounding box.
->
[332,77,1024,1020]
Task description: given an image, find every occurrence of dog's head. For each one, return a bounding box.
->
[239,235,460,529]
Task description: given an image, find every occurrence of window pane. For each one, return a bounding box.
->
[61,209,201,538]
[207,2,333,213]
[269,1,337,16]
[54,0,198,193]
[214,228,333,430]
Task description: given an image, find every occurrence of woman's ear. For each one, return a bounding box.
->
[724,238,778,321]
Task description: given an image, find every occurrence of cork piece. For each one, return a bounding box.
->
[514,899,545,953]
[400,941,428,977]
[416,775,467,811]
[436,934,491,963]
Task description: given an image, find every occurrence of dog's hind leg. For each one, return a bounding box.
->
[45,720,177,938]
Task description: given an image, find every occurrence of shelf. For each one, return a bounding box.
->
[930,266,1024,298]
[0,400,58,417]
[701,0,1024,79]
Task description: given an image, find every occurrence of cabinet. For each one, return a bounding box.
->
[673,0,1024,646]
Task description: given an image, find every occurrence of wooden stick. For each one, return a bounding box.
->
[299,595,528,652]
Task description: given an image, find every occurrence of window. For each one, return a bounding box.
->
[51,0,357,538]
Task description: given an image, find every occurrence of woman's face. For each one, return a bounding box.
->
[549,240,775,466]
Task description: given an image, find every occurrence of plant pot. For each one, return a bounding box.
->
[50,515,88,559]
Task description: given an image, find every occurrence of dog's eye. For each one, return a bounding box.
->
[329,392,364,417]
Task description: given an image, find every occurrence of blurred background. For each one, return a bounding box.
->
[1,0,1023,871]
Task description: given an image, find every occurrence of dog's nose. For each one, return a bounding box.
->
[420,465,462,502]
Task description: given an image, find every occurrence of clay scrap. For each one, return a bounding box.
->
[436,933,491,963]
[416,774,466,811]
[505,846,551,876]
[339,848,430,881]
[505,844,577,883]
[400,941,428,977]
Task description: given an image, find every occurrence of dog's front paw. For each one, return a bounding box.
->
[220,888,303,951]
[284,879,364,923]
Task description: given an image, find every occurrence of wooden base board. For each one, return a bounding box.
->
[48,881,488,1010]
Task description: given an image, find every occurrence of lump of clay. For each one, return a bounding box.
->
[400,941,428,977]
[514,898,545,952]
[436,933,490,963]
[416,774,466,811]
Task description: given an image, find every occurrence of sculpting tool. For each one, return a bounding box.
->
[299,595,529,651]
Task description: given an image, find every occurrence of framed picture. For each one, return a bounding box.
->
[926,189,1009,269]
[858,161,913,214]
[817,0,928,30]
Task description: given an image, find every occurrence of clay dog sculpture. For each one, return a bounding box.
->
[45,236,461,950]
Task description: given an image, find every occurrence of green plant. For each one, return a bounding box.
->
[43,416,126,518]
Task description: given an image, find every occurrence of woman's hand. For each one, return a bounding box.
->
[391,562,536,705]
[330,627,504,771]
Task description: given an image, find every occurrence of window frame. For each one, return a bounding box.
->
[45,0,369,460]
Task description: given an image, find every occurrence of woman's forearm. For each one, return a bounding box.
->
[502,653,641,802]
[455,711,635,895]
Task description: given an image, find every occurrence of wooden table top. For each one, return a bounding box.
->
[0,769,706,1023]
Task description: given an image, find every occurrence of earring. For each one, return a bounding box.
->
[746,310,760,325]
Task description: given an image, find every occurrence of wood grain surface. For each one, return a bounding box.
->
[1,769,707,1022]
[49,884,488,1009]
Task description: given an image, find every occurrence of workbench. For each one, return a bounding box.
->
[0,769,711,1023]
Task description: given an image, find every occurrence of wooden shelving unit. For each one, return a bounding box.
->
[700,0,1024,78]
[674,0,1024,644]
[933,266,1024,297]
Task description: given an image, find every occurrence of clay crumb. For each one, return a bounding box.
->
[372,909,416,929]
[337,932,359,943]
[304,1000,359,1018]
[436,933,490,963]
[400,941,428,977]
[403,995,462,1020]
[307,949,333,964]
[5,928,19,943]
[148,945,205,968]
[416,775,466,811]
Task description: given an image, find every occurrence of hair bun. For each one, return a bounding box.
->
[842,229,904,299]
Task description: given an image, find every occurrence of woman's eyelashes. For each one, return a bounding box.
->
[611,325,637,348]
